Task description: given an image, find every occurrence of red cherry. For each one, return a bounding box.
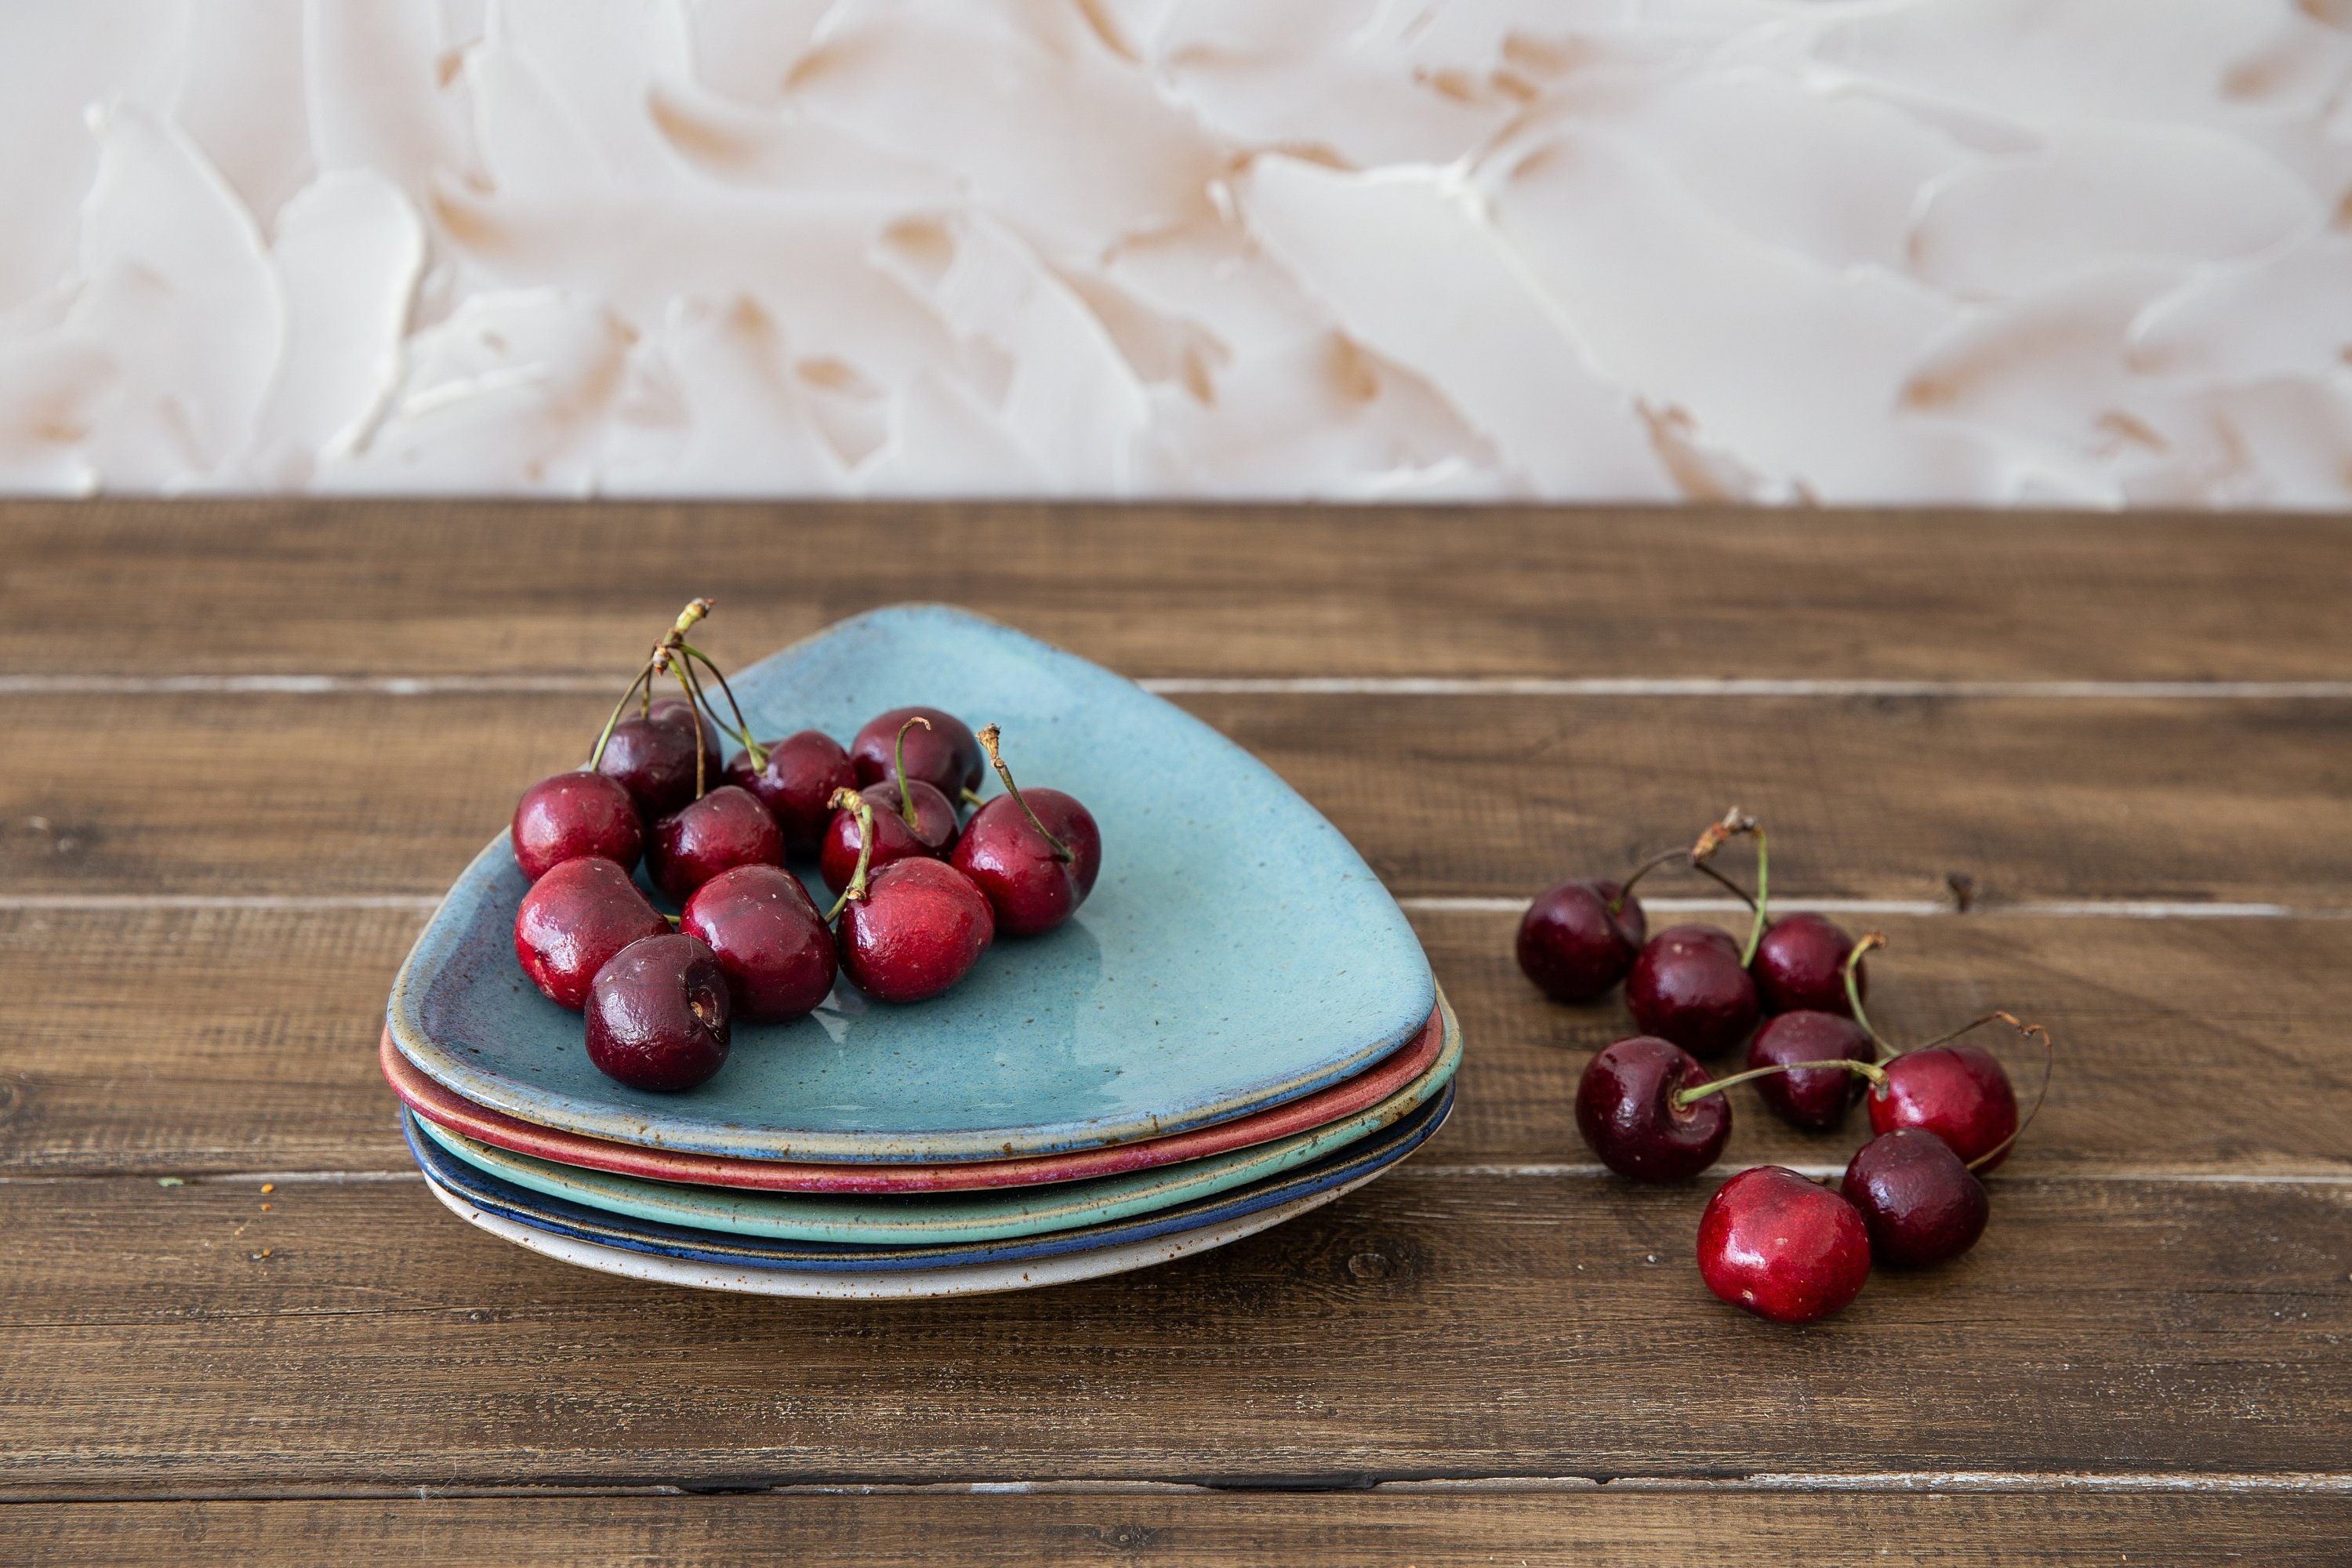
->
[726,731,855,857]
[595,713,704,820]
[512,770,642,882]
[836,858,995,1004]
[851,706,983,799]
[513,857,670,1011]
[1517,879,1646,1002]
[1751,912,1863,1016]
[1744,1011,1877,1131]
[818,779,959,893]
[1697,1166,1871,1325]
[1841,1129,1989,1267]
[1573,1036,1730,1182]
[647,695,723,781]
[1626,925,1759,1058]
[647,785,785,905]
[1869,1042,2019,1168]
[949,724,1102,937]
[681,865,837,1023]
[584,932,731,1092]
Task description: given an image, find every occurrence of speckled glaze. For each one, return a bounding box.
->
[388,606,1436,1163]
[411,1011,1458,1245]
[407,1083,1454,1272]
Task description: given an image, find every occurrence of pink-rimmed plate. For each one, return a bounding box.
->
[379,1000,1446,1195]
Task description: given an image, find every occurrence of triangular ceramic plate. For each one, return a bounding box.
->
[388,606,1436,1163]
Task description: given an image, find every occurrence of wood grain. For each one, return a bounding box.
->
[10,1493,2349,1567]
[5,907,2349,1179]
[2,1174,2345,1495]
[5,499,2349,681]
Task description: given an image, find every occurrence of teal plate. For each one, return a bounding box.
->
[412,991,1459,1244]
[388,606,1436,1163]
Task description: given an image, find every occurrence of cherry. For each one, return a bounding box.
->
[513,856,670,1011]
[1626,925,1759,1058]
[595,712,705,820]
[1841,1128,1989,1267]
[851,706,983,800]
[1517,878,1647,1003]
[1745,1011,1878,1131]
[1752,911,1864,1016]
[681,864,837,1023]
[950,724,1102,937]
[824,793,993,1004]
[647,694,723,782]
[1574,1036,1730,1182]
[647,784,785,905]
[1697,1166,1871,1325]
[819,717,961,892]
[1870,1041,2019,1169]
[584,932,731,1092]
[726,730,856,857]
[511,770,642,882]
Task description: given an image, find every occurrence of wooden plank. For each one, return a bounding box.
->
[3,500,2349,682]
[1,1174,2345,1494]
[9,1492,2348,1566]
[5,691,2349,906]
[5,907,2350,1181]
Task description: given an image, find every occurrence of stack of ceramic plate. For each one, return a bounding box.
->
[383,607,1457,1299]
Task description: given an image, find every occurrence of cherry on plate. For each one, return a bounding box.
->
[648,695,724,782]
[512,770,642,882]
[584,932,732,1092]
[1574,1036,1730,1182]
[818,779,960,893]
[1869,1042,2019,1169]
[1517,878,1646,1003]
[726,730,856,857]
[1697,1166,1872,1325]
[1626,925,1759,1058]
[950,724,1101,937]
[1841,1128,1989,1267]
[648,784,785,905]
[681,864,837,1024]
[596,712,706,820]
[1751,912,1863,1017]
[513,856,670,1011]
[851,706,984,800]
[1744,1010,1878,1131]
[836,857,996,1004]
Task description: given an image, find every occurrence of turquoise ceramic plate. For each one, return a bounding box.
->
[413,990,1458,1244]
[388,605,1436,1163]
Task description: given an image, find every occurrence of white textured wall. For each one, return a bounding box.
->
[2,1,2348,504]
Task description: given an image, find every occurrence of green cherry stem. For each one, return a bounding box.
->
[892,715,931,830]
[1672,1054,1887,1110]
[1845,930,1891,1060]
[976,723,1073,863]
[961,787,986,808]
[587,655,659,770]
[677,644,765,771]
[1958,1013,2054,1173]
[1608,848,1687,916]
[824,789,877,921]
[659,652,707,800]
[1691,808,1768,964]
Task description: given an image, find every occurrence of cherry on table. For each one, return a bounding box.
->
[1751,911,1864,1017]
[513,856,670,1011]
[512,770,642,881]
[1841,1128,1989,1267]
[1745,1010,1878,1131]
[648,784,785,905]
[1518,879,1646,1003]
[681,864,836,1023]
[584,932,732,1092]
[1574,1036,1730,1182]
[1697,1166,1872,1325]
[851,706,984,800]
[1627,925,1759,1058]
[1869,1042,2019,1169]
[950,724,1102,937]
[836,857,996,1004]
[727,730,855,857]
[818,779,960,893]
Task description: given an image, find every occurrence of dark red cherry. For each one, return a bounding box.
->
[1869,1043,2020,1169]
[836,857,995,1004]
[596,713,704,820]
[851,706,983,799]
[1697,1166,1871,1325]
[726,731,856,857]
[648,785,785,905]
[1841,1128,1990,1267]
[1574,1036,1730,1182]
[1626,924,1759,1058]
[647,694,724,781]
[1752,912,1862,1016]
[1517,879,1646,1002]
[952,789,1101,936]
[1745,1010,1878,1131]
[512,770,642,881]
[681,865,836,1023]
[513,856,670,1010]
[818,779,959,894]
[584,932,731,1092]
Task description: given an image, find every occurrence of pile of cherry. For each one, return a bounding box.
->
[507,601,1101,1095]
[1517,810,2049,1327]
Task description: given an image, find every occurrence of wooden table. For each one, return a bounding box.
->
[4,502,2348,1564]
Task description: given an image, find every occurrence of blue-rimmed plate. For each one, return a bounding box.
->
[388,605,1436,1163]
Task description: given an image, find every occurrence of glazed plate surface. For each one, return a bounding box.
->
[388,606,1435,1163]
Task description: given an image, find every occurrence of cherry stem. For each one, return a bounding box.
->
[893,715,931,830]
[976,723,1073,863]
[587,656,658,770]
[677,644,765,771]
[1672,1055,1887,1109]
[1609,848,1686,915]
[1963,1013,2054,1172]
[824,789,877,921]
[1691,808,1767,964]
[1846,930,1891,1061]
[658,652,707,800]
[961,787,986,809]
[589,599,713,768]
